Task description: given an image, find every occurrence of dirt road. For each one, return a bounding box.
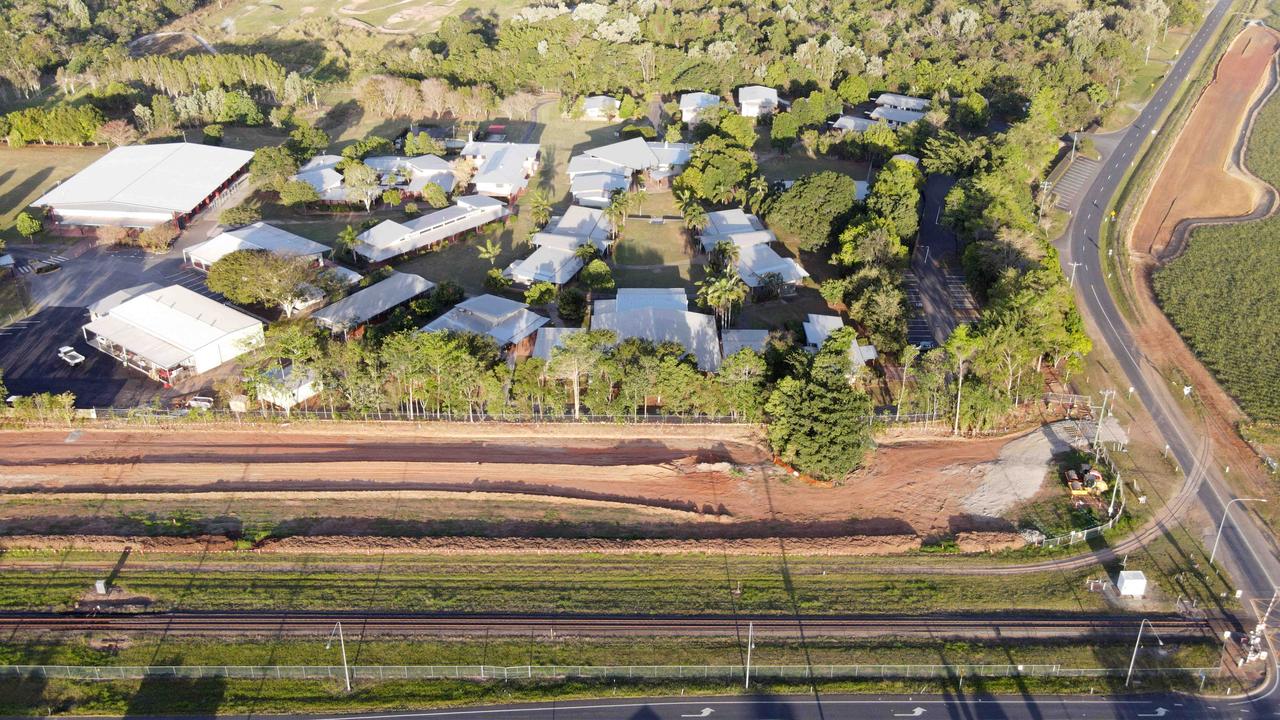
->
[0,425,1032,534]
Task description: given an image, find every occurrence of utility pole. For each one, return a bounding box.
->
[327,621,351,692]
[1093,389,1115,459]
[1145,44,1152,64]
[1070,131,1079,161]
[744,622,755,690]
[1210,498,1267,565]
[1126,618,1164,687]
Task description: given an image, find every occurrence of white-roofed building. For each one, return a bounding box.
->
[721,328,770,359]
[184,223,329,271]
[569,171,630,208]
[81,283,264,384]
[890,153,921,166]
[851,339,879,365]
[365,154,456,195]
[507,245,583,286]
[518,205,614,281]
[567,139,694,202]
[875,93,931,112]
[312,271,435,334]
[423,294,548,351]
[869,106,926,127]
[679,92,721,125]
[581,95,621,120]
[460,142,541,199]
[532,326,584,361]
[738,86,781,117]
[803,314,844,349]
[542,205,613,249]
[32,143,253,228]
[257,364,322,410]
[855,180,870,201]
[833,115,876,133]
[353,195,508,263]
[591,289,720,372]
[736,243,809,290]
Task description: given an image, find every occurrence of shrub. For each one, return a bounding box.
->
[557,286,587,326]
[525,281,556,306]
[202,124,224,145]
[484,268,513,292]
[14,211,41,238]
[218,202,262,228]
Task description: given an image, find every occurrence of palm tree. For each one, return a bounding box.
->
[476,233,503,266]
[573,243,600,262]
[334,225,359,262]
[745,175,771,214]
[711,239,739,273]
[527,186,552,229]
[697,271,748,329]
[604,189,632,240]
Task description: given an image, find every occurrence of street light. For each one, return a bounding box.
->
[326,621,351,692]
[744,621,755,690]
[1125,618,1165,687]
[1209,498,1268,565]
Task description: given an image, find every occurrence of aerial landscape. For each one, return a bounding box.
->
[0,0,1278,718]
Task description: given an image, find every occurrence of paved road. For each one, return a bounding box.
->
[1058,0,1280,707]
[0,610,1218,640]
[68,694,1251,720]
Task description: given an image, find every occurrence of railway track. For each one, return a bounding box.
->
[0,611,1227,639]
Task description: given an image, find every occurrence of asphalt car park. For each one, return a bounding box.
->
[0,306,164,408]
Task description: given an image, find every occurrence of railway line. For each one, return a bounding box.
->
[0,610,1227,640]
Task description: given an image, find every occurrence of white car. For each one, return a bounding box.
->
[57,346,85,367]
[186,396,215,410]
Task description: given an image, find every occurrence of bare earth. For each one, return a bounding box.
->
[1126,25,1280,506]
[0,424,1060,535]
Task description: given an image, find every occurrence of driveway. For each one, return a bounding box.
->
[911,173,965,344]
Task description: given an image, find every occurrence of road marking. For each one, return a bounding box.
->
[680,709,714,718]
[893,709,927,717]
[1137,709,1169,718]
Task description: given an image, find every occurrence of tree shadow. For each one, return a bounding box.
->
[123,675,227,717]
[318,100,365,145]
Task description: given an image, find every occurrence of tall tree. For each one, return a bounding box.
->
[548,329,617,419]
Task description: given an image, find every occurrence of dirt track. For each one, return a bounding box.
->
[0,425,1029,534]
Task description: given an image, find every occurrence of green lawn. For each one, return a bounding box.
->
[0,145,108,244]
[759,153,871,183]
[1102,29,1192,130]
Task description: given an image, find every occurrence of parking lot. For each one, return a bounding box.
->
[0,306,166,407]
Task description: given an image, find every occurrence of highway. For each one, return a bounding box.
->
[0,610,1220,640]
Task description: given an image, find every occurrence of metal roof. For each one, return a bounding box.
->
[422,294,548,346]
[803,314,844,348]
[33,143,252,216]
[532,327,584,361]
[508,246,584,285]
[592,306,721,372]
[736,243,809,287]
[721,329,770,358]
[312,271,435,331]
[875,93,931,111]
[185,223,328,266]
[870,106,926,125]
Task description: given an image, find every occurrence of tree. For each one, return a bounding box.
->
[548,329,617,419]
[580,258,614,292]
[895,343,920,421]
[14,211,41,239]
[334,225,359,261]
[476,234,503,266]
[403,131,446,157]
[419,183,449,209]
[278,179,320,208]
[767,171,861,251]
[95,119,138,147]
[867,158,924,239]
[837,75,870,105]
[343,162,380,211]
[287,124,330,160]
[381,188,403,207]
[219,202,262,228]
[526,186,552,229]
[557,286,587,326]
[717,348,768,420]
[207,249,319,317]
[525,281,556,306]
[484,267,512,292]
[250,146,298,191]
[136,222,178,253]
[943,324,983,435]
[696,271,748,328]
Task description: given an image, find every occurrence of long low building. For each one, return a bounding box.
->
[82,283,264,384]
[32,143,253,228]
[354,195,508,263]
[423,294,547,352]
[312,271,436,334]
[508,205,614,286]
[566,138,693,206]
[460,141,540,198]
[591,288,721,372]
[183,222,330,271]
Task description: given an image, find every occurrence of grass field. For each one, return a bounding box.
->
[1103,29,1193,130]
[1153,77,1280,423]
[0,145,108,245]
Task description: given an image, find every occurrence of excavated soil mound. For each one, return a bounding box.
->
[258,534,924,556]
[0,534,236,553]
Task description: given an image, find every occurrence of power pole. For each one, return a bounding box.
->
[1068,261,1083,288]
[327,621,351,692]
[1093,389,1114,460]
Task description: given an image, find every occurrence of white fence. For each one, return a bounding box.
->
[0,663,1222,682]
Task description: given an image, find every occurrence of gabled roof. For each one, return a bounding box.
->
[803,314,844,348]
[299,155,342,172]
[33,143,253,216]
[570,172,630,201]
[508,246,583,285]
[647,142,693,168]
[295,167,344,192]
[613,287,690,313]
[870,106,926,125]
[312,271,435,331]
[186,223,328,266]
[700,229,775,252]
[532,327,584,361]
[705,208,762,235]
[462,142,540,195]
[567,155,629,178]
[875,93,931,111]
[738,86,779,104]
[721,328,770,358]
[585,137,660,172]
[736,243,809,287]
[890,153,921,166]
[353,196,507,262]
[592,306,721,371]
[423,294,548,346]
[583,95,620,112]
[548,205,612,242]
[680,92,721,112]
[833,115,875,133]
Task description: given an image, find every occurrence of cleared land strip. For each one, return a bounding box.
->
[0,611,1221,640]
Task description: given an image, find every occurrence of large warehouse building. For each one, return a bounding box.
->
[82,283,264,385]
[31,143,253,228]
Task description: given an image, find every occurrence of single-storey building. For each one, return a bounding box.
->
[679,92,721,125]
[890,153,921,167]
[294,155,347,201]
[507,245,584,286]
[517,205,615,280]
[581,95,621,120]
[869,106,926,127]
[257,364,322,410]
[459,141,541,199]
[738,86,781,117]
[312,271,436,334]
[592,288,721,371]
[720,328,770,359]
[851,339,879,365]
[82,283,264,385]
[803,313,844,349]
[32,143,253,228]
[183,222,329,271]
[698,208,806,294]
[423,294,548,353]
[365,154,457,195]
[531,326,584,361]
[875,93,931,112]
[832,115,876,133]
[353,195,508,263]
[566,138,694,205]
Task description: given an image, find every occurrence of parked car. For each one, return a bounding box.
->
[913,339,937,351]
[186,396,215,410]
[57,346,85,367]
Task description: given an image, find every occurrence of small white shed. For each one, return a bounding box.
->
[1116,570,1148,597]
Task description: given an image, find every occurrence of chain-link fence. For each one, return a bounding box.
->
[0,664,1222,682]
